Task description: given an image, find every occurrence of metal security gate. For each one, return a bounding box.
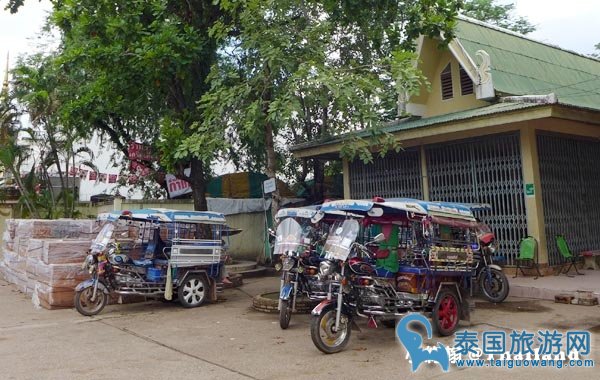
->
[538,133,600,265]
[426,133,527,265]
[348,149,423,199]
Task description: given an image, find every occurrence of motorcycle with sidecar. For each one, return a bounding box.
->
[310,198,487,353]
[74,208,231,316]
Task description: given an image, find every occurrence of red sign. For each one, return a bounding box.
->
[130,161,151,176]
[127,142,154,161]
[165,174,192,198]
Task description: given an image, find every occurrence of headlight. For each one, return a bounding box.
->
[319,260,334,277]
[82,254,95,271]
[282,256,295,271]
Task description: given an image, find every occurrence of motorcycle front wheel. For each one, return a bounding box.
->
[74,287,107,316]
[279,299,292,329]
[479,268,510,303]
[310,307,351,354]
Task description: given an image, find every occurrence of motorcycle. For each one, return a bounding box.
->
[274,209,329,329]
[473,226,509,303]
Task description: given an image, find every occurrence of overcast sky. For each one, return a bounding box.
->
[1,0,600,66]
[505,0,600,55]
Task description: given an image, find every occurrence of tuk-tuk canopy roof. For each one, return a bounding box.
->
[98,208,227,224]
[275,207,317,220]
[319,198,488,221]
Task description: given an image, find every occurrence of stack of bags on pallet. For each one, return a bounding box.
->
[1,219,97,309]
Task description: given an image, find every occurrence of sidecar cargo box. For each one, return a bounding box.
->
[169,239,222,267]
[397,266,428,294]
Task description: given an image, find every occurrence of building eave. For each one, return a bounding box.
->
[292,102,600,159]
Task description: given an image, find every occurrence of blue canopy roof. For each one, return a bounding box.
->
[319,198,484,221]
[98,208,227,224]
[275,207,317,220]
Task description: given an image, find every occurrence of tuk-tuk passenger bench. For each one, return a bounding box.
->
[581,250,600,270]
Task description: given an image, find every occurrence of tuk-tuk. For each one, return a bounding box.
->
[74,208,230,316]
[310,198,490,353]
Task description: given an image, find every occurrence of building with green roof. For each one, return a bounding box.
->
[291,16,600,270]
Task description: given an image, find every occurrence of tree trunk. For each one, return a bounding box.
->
[312,159,325,203]
[264,120,280,221]
[189,157,211,238]
[261,63,280,221]
[189,157,208,212]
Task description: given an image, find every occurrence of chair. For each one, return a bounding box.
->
[555,235,584,276]
[514,236,542,279]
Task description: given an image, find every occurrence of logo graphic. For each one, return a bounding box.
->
[396,313,450,372]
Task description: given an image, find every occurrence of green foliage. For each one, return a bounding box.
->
[462,0,536,34]
[204,0,459,175]
[44,0,226,208]
[11,53,94,218]
[592,43,600,59]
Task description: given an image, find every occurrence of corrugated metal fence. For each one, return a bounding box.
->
[426,133,527,265]
[538,133,600,265]
[349,149,423,200]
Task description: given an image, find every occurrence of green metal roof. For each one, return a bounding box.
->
[291,102,542,151]
[292,18,600,154]
[455,17,600,111]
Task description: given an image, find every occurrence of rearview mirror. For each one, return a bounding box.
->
[372,233,385,243]
[311,211,324,224]
[367,208,384,217]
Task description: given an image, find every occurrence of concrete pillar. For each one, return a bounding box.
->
[519,125,548,265]
[420,145,430,201]
[113,196,123,211]
[342,158,351,199]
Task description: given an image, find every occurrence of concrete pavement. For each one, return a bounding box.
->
[510,269,600,301]
[0,275,599,380]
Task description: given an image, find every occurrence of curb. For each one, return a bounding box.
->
[252,292,319,314]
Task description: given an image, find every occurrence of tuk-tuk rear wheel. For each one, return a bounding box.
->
[178,274,208,308]
[432,289,460,336]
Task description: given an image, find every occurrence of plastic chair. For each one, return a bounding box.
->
[555,235,584,276]
[514,236,542,279]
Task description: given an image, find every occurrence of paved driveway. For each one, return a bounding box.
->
[0,276,598,380]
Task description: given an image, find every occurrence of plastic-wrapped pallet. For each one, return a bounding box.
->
[40,240,91,265]
[26,258,88,288]
[13,219,96,240]
[1,218,97,309]
[32,282,77,309]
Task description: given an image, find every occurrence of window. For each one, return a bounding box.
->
[441,63,453,100]
[459,66,474,95]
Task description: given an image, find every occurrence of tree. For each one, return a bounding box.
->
[592,43,600,59]
[202,0,459,212]
[462,0,536,34]
[0,85,40,217]
[47,0,226,211]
